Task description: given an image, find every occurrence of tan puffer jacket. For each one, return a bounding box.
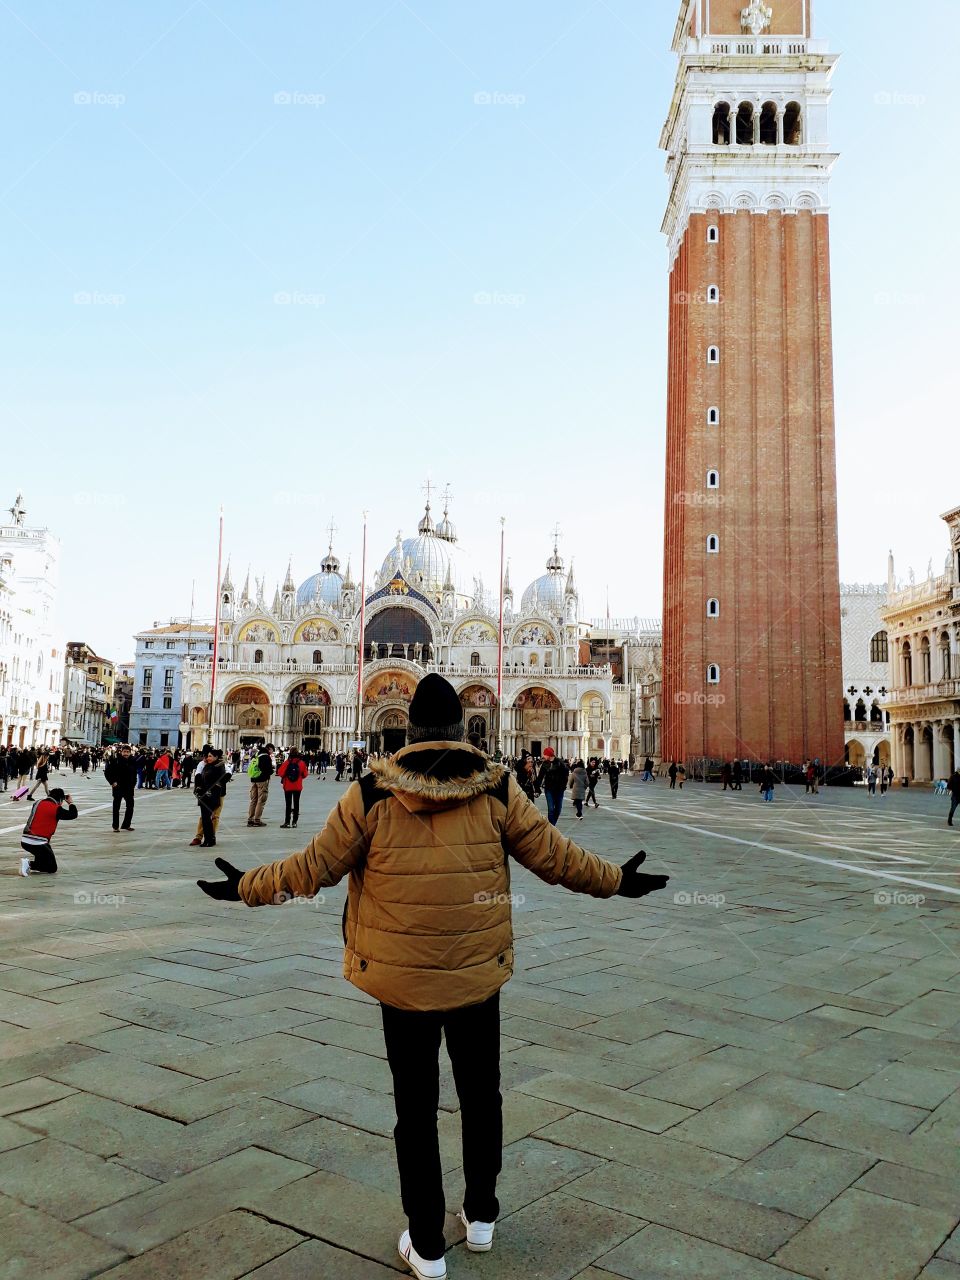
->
[237,740,622,1011]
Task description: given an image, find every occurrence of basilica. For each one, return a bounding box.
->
[182,498,662,761]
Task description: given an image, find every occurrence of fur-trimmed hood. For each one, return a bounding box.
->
[369,740,506,810]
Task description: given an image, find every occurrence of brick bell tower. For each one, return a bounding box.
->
[660,0,844,768]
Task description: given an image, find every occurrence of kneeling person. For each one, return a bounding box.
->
[20,788,78,876]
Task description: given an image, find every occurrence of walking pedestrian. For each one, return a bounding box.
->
[569,759,587,819]
[608,759,620,799]
[279,749,307,828]
[334,752,346,781]
[197,673,670,1279]
[732,760,743,790]
[536,748,569,825]
[947,769,960,827]
[759,764,775,803]
[105,744,137,831]
[668,761,678,789]
[586,760,600,808]
[246,744,275,827]
[26,752,51,800]
[195,747,227,847]
[721,761,732,791]
[19,788,77,876]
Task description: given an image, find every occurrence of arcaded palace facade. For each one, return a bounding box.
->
[179,498,663,761]
[882,507,960,783]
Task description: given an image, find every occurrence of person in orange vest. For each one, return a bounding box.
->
[19,788,78,876]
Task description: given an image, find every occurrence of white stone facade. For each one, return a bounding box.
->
[0,495,63,749]
[181,501,662,762]
[882,508,960,783]
[840,584,892,770]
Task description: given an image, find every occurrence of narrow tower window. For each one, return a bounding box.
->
[736,102,755,146]
[707,598,720,618]
[706,534,719,554]
[706,470,720,489]
[759,101,778,145]
[707,346,720,364]
[784,102,802,145]
[707,406,720,425]
[712,102,731,145]
[707,285,719,303]
[707,225,719,244]
[707,664,720,684]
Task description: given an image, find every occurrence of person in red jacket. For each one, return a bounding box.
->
[278,749,307,829]
[20,788,78,876]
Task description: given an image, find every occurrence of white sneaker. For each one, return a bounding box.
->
[459,1207,495,1252]
[19,856,32,877]
[398,1229,446,1279]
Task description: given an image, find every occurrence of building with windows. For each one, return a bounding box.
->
[62,642,117,745]
[659,0,843,768]
[840,584,891,771]
[128,622,214,748]
[181,497,662,761]
[882,508,960,783]
[0,495,63,749]
[114,662,135,742]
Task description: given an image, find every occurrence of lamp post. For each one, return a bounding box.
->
[496,516,505,759]
[354,511,368,742]
[207,507,224,748]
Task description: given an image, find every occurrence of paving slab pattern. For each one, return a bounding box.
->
[1,773,960,1276]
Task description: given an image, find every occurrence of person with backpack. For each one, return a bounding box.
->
[246,744,275,827]
[19,788,78,875]
[569,759,588,819]
[536,748,569,825]
[586,759,601,809]
[197,674,670,1280]
[279,749,307,829]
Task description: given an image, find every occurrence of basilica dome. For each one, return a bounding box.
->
[521,542,568,615]
[297,546,344,609]
[379,503,475,599]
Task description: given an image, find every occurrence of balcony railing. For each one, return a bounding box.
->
[688,36,822,57]
[186,659,613,681]
[884,679,960,706]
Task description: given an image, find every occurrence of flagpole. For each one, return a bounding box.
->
[207,507,224,748]
[496,516,505,759]
[355,511,369,741]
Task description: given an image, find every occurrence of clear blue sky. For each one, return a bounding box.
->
[2,0,955,660]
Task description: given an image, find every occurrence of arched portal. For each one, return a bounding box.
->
[225,684,270,745]
[460,684,496,750]
[512,686,563,756]
[365,606,434,662]
[289,682,331,749]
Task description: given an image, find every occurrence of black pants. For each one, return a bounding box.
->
[283,790,300,824]
[112,788,134,829]
[22,840,57,873]
[610,779,619,798]
[199,799,218,845]
[381,992,502,1262]
[586,784,597,806]
[949,796,960,824]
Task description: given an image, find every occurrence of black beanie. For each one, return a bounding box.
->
[407,674,464,743]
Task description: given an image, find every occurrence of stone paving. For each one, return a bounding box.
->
[1,771,959,1279]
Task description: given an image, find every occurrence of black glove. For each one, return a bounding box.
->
[197,857,244,902]
[616,850,670,899]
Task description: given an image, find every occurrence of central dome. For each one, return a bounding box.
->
[521,539,568,614]
[379,502,476,600]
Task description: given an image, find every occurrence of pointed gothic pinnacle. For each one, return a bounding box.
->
[272,586,281,614]
[222,558,233,591]
[283,558,295,592]
[565,559,577,595]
